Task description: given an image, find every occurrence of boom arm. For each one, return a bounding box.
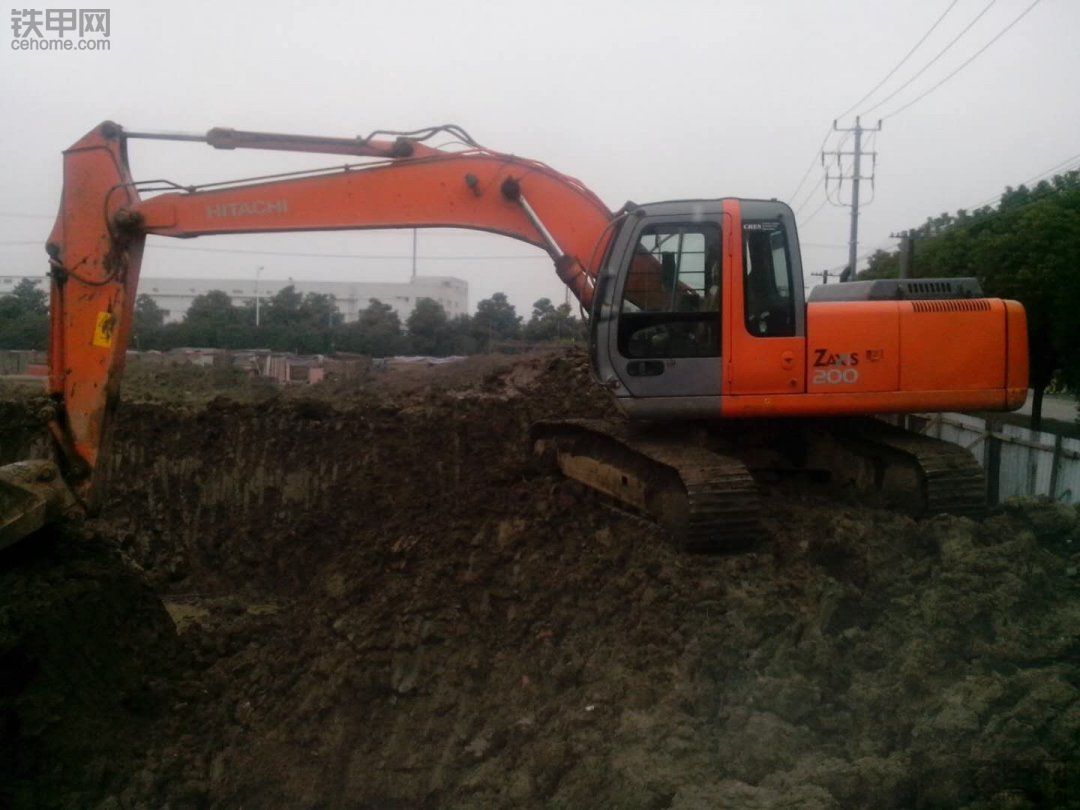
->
[44,121,616,512]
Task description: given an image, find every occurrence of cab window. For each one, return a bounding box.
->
[618,223,720,358]
[743,221,796,337]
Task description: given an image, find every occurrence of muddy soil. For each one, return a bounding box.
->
[2,348,1078,809]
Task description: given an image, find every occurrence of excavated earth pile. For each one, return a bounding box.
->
[1,348,1079,809]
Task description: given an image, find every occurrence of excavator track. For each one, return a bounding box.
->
[855,423,987,518]
[531,419,760,552]
[807,419,987,519]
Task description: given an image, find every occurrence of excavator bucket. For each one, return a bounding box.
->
[0,461,79,551]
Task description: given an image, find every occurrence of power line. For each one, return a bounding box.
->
[831,175,1077,274]
[836,0,960,120]
[965,151,1080,212]
[881,0,1044,120]
[795,132,858,215]
[794,174,826,215]
[850,163,1079,270]
[883,182,1077,260]
[942,164,1080,228]
[800,198,830,227]
[825,181,850,208]
[0,212,52,220]
[1014,152,1080,189]
[818,151,1079,275]
[825,243,891,274]
[860,0,999,117]
[788,127,834,203]
[790,1,986,256]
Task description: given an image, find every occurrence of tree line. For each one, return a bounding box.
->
[856,168,1080,427]
[0,279,48,349]
[0,279,586,356]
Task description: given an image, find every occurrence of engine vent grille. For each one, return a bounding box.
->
[911,299,991,313]
[807,277,983,303]
[906,280,958,296]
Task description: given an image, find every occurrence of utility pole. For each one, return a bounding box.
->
[411,229,418,283]
[823,116,881,280]
[890,230,915,278]
[255,265,263,326]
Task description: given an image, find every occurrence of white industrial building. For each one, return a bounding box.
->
[0,274,468,324]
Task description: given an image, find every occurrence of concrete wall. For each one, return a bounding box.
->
[908,413,1080,504]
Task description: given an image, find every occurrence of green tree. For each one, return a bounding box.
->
[524,297,556,341]
[300,292,342,330]
[447,314,479,355]
[257,286,340,353]
[0,278,48,349]
[406,298,453,355]
[134,294,165,329]
[186,290,244,328]
[10,278,47,315]
[859,249,899,280]
[261,285,304,326]
[472,292,520,348]
[855,169,1080,428]
[335,299,404,356]
[130,294,166,350]
[524,297,581,343]
[182,290,252,348]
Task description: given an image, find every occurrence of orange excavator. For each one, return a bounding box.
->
[0,122,1029,550]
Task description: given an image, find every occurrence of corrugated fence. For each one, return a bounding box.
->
[902,413,1080,504]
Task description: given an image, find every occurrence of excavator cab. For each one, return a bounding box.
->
[592,195,1027,424]
[591,199,805,417]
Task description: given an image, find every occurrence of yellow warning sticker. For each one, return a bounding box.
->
[92,311,116,348]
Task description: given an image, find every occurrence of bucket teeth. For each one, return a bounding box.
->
[0,460,82,550]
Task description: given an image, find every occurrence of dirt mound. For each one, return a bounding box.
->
[0,529,179,809]
[2,348,1078,808]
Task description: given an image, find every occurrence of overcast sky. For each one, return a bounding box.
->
[2,0,1077,315]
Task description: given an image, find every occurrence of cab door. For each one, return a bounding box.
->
[725,199,806,396]
[602,210,724,399]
